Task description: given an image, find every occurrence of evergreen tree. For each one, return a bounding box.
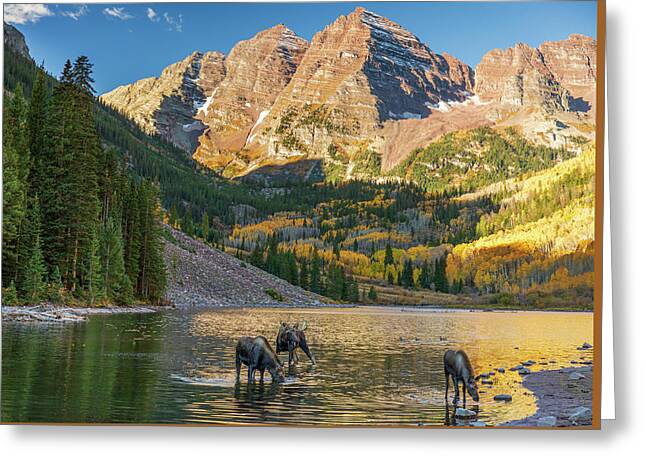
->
[27,67,48,194]
[299,257,309,289]
[2,86,30,286]
[368,286,378,302]
[401,259,414,289]
[201,211,210,242]
[434,256,448,293]
[419,260,431,289]
[99,217,132,304]
[16,197,43,297]
[384,242,394,266]
[2,282,19,306]
[136,182,167,303]
[83,226,104,304]
[47,266,65,304]
[42,57,100,291]
[22,233,46,303]
[310,248,321,293]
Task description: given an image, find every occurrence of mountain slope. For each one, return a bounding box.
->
[164,226,327,307]
[96,8,596,185]
[446,146,595,307]
[193,25,309,174]
[244,7,474,176]
[100,51,226,152]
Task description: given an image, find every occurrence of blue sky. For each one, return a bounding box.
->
[4,2,598,95]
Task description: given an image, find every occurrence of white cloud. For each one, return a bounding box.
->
[146,7,159,22]
[102,7,133,21]
[163,12,183,32]
[61,5,89,21]
[4,4,54,24]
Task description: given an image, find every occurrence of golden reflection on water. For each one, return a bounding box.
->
[1,307,593,426]
[183,306,593,426]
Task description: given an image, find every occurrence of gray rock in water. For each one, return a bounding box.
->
[481,379,493,385]
[580,342,593,350]
[493,394,512,402]
[479,372,490,379]
[522,360,535,366]
[569,406,592,421]
[537,416,557,427]
[569,372,586,380]
[518,367,531,375]
[510,365,524,371]
[470,420,487,427]
[497,367,505,373]
[455,408,477,418]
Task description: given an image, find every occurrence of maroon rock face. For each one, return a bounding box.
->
[538,34,597,112]
[474,43,570,112]
[193,24,309,173]
[247,7,475,175]
[100,8,596,181]
[474,34,596,114]
[100,51,226,152]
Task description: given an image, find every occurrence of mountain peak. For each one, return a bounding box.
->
[4,21,30,58]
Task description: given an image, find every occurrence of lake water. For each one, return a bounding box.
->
[1,306,593,426]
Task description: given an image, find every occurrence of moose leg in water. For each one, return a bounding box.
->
[294,322,316,365]
[443,349,480,407]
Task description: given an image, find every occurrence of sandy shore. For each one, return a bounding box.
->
[505,366,593,427]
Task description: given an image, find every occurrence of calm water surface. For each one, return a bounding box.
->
[1,307,593,426]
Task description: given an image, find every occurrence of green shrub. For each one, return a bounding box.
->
[264,288,284,301]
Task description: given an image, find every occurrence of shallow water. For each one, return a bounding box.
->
[1,306,593,426]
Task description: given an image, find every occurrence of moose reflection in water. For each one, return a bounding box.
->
[276,321,316,366]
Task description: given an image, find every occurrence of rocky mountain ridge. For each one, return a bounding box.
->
[193,24,309,173]
[3,21,29,58]
[98,7,597,182]
[100,51,226,152]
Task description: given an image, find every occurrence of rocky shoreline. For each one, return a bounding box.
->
[1,304,162,323]
[504,365,593,427]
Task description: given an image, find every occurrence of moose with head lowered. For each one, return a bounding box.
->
[276,321,316,366]
[235,335,285,384]
[443,349,480,406]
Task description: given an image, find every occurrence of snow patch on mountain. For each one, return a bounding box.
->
[246,110,271,145]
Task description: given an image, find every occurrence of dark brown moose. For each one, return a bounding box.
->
[276,321,316,366]
[443,349,480,406]
[236,336,285,384]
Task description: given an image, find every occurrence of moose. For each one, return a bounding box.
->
[276,321,316,366]
[235,336,285,384]
[443,349,480,406]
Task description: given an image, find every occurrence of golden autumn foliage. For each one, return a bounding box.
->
[446,146,596,304]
